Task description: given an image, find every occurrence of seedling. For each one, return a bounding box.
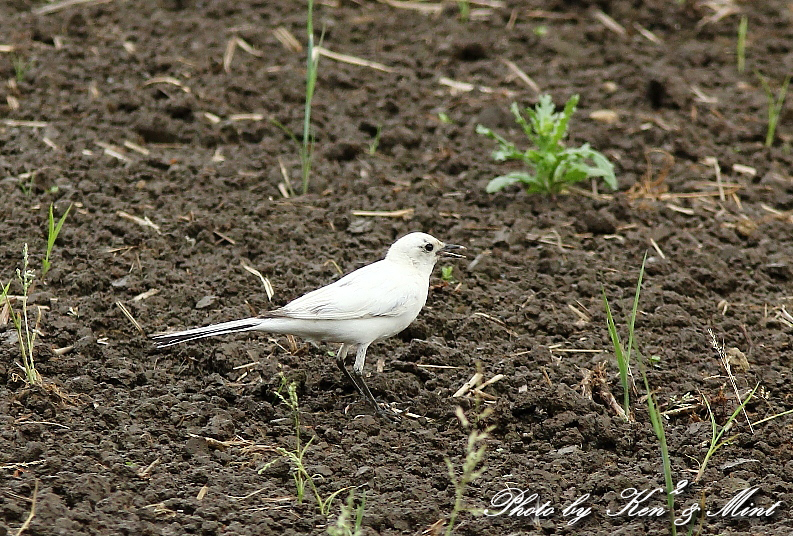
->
[327,489,365,536]
[42,203,72,278]
[757,73,789,148]
[736,16,747,74]
[444,404,494,535]
[18,174,34,196]
[274,0,324,195]
[3,206,72,385]
[601,252,646,421]
[694,385,758,483]
[477,94,616,195]
[606,257,676,534]
[12,55,32,82]
[4,245,42,385]
[440,265,455,284]
[301,0,321,195]
[604,257,675,534]
[367,125,382,155]
[259,376,347,514]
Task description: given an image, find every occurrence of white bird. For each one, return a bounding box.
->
[151,232,464,416]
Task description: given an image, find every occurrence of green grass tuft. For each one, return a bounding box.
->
[601,252,646,420]
[757,72,789,148]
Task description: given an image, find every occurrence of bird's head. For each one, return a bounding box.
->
[385,232,465,274]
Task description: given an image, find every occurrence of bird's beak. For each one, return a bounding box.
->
[439,243,466,258]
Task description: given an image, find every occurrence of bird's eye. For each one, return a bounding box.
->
[424,243,434,252]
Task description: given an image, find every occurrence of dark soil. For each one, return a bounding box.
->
[2,1,793,534]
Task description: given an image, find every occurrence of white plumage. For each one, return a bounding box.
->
[151,232,464,416]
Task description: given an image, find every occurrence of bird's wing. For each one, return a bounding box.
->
[273,260,421,321]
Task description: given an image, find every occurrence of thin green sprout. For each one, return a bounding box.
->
[736,16,747,74]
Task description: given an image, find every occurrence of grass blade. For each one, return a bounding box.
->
[736,16,747,74]
[301,0,322,194]
[758,72,790,148]
[625,252,647,371]
[602,288,630,419]
[640,364,676,536]
[42,203,72,278]
[696,384,758,482]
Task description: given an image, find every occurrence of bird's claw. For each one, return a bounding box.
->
[375,402,402,422]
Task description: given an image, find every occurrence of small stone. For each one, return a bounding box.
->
[354,465,372,477]
[111,275,130,288]
[347,219,373,235]
[763,263,791,281]
[195,295,218,309]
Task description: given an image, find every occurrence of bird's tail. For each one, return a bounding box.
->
[150,317,265,347]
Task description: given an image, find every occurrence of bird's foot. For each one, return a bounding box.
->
[366,402,402,422]
[374,402,402,422]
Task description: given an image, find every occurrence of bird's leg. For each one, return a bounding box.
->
[352,344,379,409]
[335,344,363,395]
[352,345,399,419]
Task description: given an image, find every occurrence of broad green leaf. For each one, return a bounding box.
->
[588,151,617,189]
[486,172,530,193]
[556,164,588,183]
[561,145,617,190]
